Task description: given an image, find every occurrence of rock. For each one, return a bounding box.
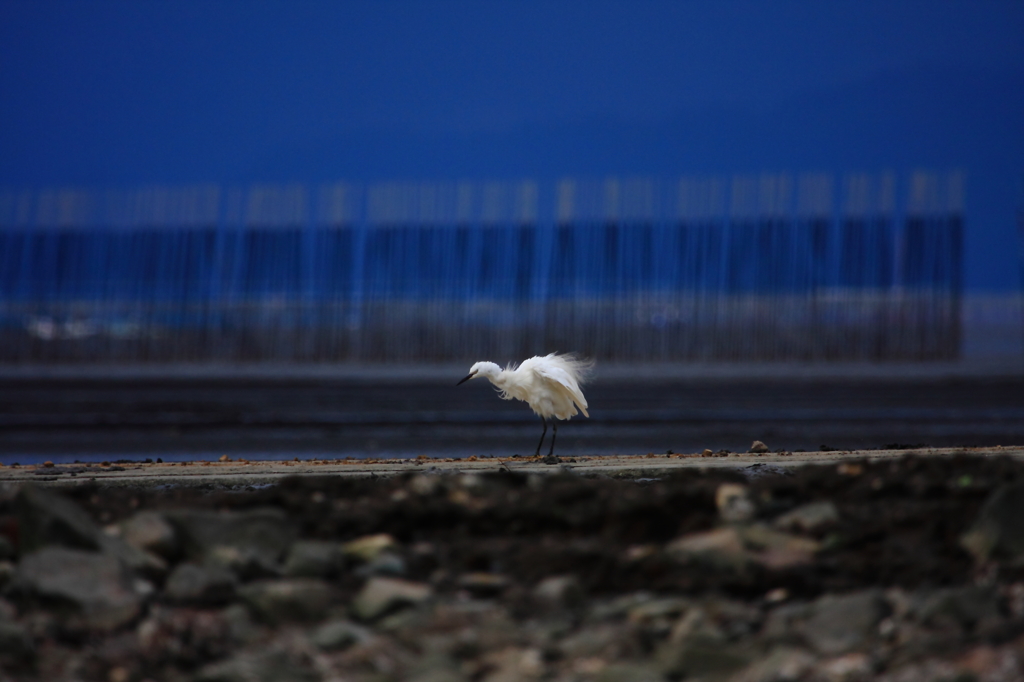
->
[666,605,722,648]
[238,578,336,624]
[667,599,761,645]
[960,481,1024,562]
[311,618,372,651]
[457,572,511,597]
[558,623,637,660]
[136,605,236,663]
[628,596,691,624]
[342,533,398,563]
[595,662,663,682]
[739,524,821,569]
[916,585,1001,633]
[0,620,34,664]
[120,511,179,559]
[164,563,238,606]
[951,641,1024,681]
[0,560,14,590]
[666,527,751,570]
[0,535,13,560]
[801,590,885,655]
[750,440,770,453]
[762,602,814,643]
[14,485,166,580]
[666,524,820,571]
[353,550,407,577]
[351,576,432,621]
[533,575,584,609]
[97,532,169,581]
[589,591,659,621]
[195,646,319,682]
[13,547,141,630]
[773,501,840,533]
[15,484,102,553]
[221,603,262,646]
[731,645,817,682]
[407,664,471,682]
[480,646,545,681]
[814,652,872,680]
[409,474,442,496]
[716,483,756,523]
[205,544,283,581]
[657,633,754,681]
[0,596,14,620]
[165,508,296,576]
[282,540,345,578]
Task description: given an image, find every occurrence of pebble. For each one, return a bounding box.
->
[282,540,345,579]
[342,533,398,563]
[120,511,179,559]
[351,576,433,622]
[773,501,840,533]
[238,578,337,624]
[311,618,372,651]
[14,547,141,631]
[533,574,584,609]
[164,562,238,606]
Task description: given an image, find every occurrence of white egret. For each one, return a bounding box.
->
[456,352,593,458]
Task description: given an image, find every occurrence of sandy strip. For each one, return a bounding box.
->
[1,446,1022,488]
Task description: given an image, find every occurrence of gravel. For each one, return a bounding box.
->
[0,454,1023,680]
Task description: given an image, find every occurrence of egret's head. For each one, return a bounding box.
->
[456,361,500,386]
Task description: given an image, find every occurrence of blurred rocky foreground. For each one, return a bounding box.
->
[2,454,1024,681]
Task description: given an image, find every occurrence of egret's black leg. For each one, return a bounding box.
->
[548,420,558,457]
[535,417,547,457]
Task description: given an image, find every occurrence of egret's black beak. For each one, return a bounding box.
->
[456,371,476,386]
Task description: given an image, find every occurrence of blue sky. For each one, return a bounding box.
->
[1,1,1022,289]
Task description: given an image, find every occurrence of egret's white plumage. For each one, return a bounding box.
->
[457,352,593,457]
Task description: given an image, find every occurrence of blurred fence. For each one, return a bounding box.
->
[0,171,964,363]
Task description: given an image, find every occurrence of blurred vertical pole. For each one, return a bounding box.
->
[678,176,726,361]
[623,178,656,360]
[530,181,553,359]
[1018,175,1024,361]
[347,185,366,362]
[796,174,834,360]
[318,181,359,362]
[514,180,538,359]
[756,173,792,359]
[945,171,965,361]
[727,176,757,359]
[840,174,871,358]
[452,182,473,358]
[224,186,245,361]
[549,179,574,355]
[901,170,961,360]
[301,183,317,361]
[875,173,897,360]
[210,185,228,360]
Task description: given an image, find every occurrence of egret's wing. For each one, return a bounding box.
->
[534,363,590,418]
